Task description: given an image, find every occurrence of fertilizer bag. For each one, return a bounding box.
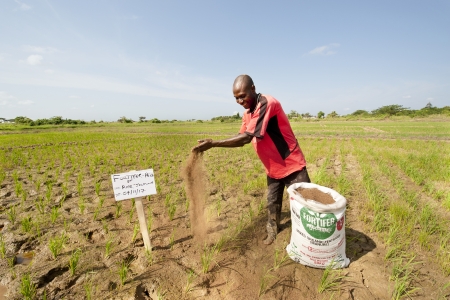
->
[286,182,350,269]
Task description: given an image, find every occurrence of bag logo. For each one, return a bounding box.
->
[300,207,337,239]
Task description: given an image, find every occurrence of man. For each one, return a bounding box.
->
[192,74,310,245]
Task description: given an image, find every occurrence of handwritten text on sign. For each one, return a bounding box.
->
[111,169,157,201]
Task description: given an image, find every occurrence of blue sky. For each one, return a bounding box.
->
[1,0,449,121]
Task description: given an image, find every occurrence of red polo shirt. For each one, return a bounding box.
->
[239,94,307,179]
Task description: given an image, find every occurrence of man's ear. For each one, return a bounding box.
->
[251,85,256,92]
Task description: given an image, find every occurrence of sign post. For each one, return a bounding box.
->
[111,169,157,251]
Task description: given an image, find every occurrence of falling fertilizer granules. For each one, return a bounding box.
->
[182,152,208,242]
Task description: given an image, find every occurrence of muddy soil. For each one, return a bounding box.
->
[0,152,449,300]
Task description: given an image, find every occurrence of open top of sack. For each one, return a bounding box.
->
[287,182,347,213]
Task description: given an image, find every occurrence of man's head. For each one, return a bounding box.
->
[233,74,257,110]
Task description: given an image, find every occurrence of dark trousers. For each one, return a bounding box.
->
[266,167,311,229]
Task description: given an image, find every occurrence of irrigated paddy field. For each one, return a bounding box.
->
[1,118,449,299]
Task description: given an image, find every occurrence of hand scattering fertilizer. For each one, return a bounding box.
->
[286,182,350,269]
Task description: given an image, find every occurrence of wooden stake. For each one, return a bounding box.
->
[135,197,152,251]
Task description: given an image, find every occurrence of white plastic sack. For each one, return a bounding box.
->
[286,182,350,269]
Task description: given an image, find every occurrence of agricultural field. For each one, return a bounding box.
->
[0,118,449,299]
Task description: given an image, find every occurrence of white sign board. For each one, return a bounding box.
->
[111,169,157,201]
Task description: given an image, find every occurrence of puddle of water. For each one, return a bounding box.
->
[16,251,34,265]
[0,284,7,300]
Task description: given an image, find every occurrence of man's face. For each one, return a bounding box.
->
[233,83,256,110]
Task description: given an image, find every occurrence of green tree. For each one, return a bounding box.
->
[317,111,325,119]
[14,116,33,124]
[118,116,133,123]
[327,111,339,118]
[351,110,369,116]
[288,110,299,119]
[371,105,409,116]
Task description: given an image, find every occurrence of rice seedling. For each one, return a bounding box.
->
[48,233,68,260]
[102,220,109,234]
[6,205,17,225]
[84,278,94,300]
[118,259,130,286]
[273,246,290,270]
[0,170,5,186]
[20,190,27,207]
[317,261,346,293]
[0,235,6,258]
[145,249,154,265]
[98,195,105,208]
[169,228,176,250]
[131,223,140,243]
[94,181,101,197]
[50,206,60,224]
[45,183,53,203]
[115,203,122,218]
[78,198,86,214]
[14,181,23,197]
[258,266,275,297]
[200,243,217,273]
[146,207,153,232]
[216,198,222,217]
[168,200,177,221]
[68,248,82,276]
[184,269,197,294]
[93,207,100,221]
[390,257,420,299]
[21,216,33,233]
[36,197,46,214]
[104,237,114,258]
[19,273,37,300]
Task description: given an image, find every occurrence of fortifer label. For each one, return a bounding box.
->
[300,207,337,239]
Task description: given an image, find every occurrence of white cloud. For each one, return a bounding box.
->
[402,95,411,98]
[90,105,95,107]
[45,69,54,74]
[0,91,15,100]
[23,45,58,54]
[18,100,34,105]
[0,100,9,105]
[69,95,80,99]
[15,0,31,10]
[27,55,43,65]
[307,43,340,56]
[344,107,350,111]
[426,97,434,101]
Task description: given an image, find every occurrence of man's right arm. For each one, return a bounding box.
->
[192,133,252,152]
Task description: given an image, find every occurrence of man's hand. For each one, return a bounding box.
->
[192,139,213,152]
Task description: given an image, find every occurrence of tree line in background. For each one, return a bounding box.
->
[287,103,450,119]
[7,103,450,126]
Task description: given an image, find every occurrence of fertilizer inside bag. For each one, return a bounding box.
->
[286,182,350,269]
